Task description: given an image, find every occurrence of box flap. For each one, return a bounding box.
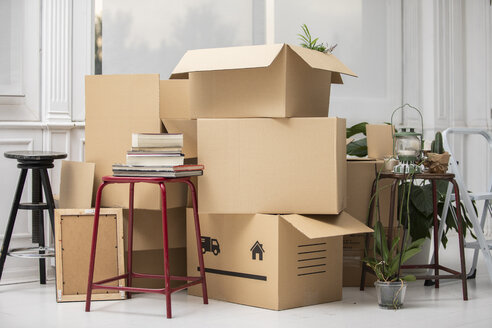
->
[287,45,357,79]
[280,212,372,239]
[170,44,285,79]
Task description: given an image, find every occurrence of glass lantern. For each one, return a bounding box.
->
[391,105,424,174]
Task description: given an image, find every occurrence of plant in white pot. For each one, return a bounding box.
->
[363,221,425,309]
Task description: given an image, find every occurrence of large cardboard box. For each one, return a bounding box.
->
[171,44,356,118]
[85,74,189,210]
[186,209,371,310]
[197,117,346,214]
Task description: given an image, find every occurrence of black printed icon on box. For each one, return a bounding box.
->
[201,236,220,256]
[250,241,265,261]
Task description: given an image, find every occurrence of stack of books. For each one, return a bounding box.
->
[112,133,203,177]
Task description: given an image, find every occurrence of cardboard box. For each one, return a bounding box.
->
[366,124,394,159]
[127,248,187,289]
[58,160,95,209]
[186,209,372,310]
[159,80,191,119]
[171,44,356,118]
[162,118,197,159]
[346,159,396,227]
[197,117,346,214]
[85,74,189,210]
[122,207,186,251]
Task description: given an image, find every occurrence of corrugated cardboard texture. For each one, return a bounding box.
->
[122,207,186,251]
[162,119,197,158]
[159,80,191,119]
[55,208,124,301]
[197,117,346,214]
[85,74,188,210]
[127,248,187,289]
[186,210,371,310]
[346,160,396,227]
[367,124,394,159]
[171,44,355,118]
[59,161,95,209]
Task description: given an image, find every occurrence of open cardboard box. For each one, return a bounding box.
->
[171,44,356,118]
[197,117,346,214]
[186,209,372,310]
[85,74,194,210]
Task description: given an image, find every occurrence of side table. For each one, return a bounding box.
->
[0,150,67,284]
[360,172,468,301]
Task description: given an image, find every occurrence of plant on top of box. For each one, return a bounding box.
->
[298,24,337,54]
[363,174,426,309]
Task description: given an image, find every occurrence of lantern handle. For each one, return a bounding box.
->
[390,103,424,157]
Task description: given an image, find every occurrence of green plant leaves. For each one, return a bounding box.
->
[346,122,368,138]
[347,138,368,157]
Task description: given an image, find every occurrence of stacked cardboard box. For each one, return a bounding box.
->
[169,44,372,310]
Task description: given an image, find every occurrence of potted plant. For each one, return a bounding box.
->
[424,131,451,174]
[363,221,425,309]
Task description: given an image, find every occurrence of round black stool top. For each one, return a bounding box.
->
[4,151,67,161]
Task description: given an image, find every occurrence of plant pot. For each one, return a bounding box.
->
[374,280,407,309]
[423,152,450,173]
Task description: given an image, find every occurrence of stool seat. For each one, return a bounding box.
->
[4,150,68,161]
[0,150,66,285]
[85,174,208,318]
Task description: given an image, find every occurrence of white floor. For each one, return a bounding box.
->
[1,236,492,328]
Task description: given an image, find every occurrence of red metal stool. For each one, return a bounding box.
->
[85,175,208,318]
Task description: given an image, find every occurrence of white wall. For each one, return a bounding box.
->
[0,0,490,283]
[0,0,91,283]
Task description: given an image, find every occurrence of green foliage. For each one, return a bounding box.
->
[398,180,475,248]
[346,122,368,138]
[430,131,444,154]
[363,221,425,282]
[346,122,368,157]
[298,24,337,54]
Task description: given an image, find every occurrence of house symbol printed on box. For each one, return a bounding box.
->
[250,241,265,261]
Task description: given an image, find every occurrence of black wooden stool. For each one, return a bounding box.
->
[0,151,67,284]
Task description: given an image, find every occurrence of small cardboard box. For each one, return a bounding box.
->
[197,117,346,214]
[366,124,394,159]
[159,80,191,119]
[186,209,371,310]
[127,247,187,289]
[171,44,356,118]
[122,207,186,251]
[85,74,190,210]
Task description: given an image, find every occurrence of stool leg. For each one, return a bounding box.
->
[159,183,172,319]
[126,182,135,299]
[38,205,46,285]
[452,180,468,300]
[85,182,107,312]
[431,181,440,288]
[39,168,56,235]
[0,169,28,282]
[33,169,46,284]
[185,179,208,305]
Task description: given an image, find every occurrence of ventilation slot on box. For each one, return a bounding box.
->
[296,242,328,276]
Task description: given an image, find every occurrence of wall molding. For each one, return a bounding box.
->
[42,0,73,122]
